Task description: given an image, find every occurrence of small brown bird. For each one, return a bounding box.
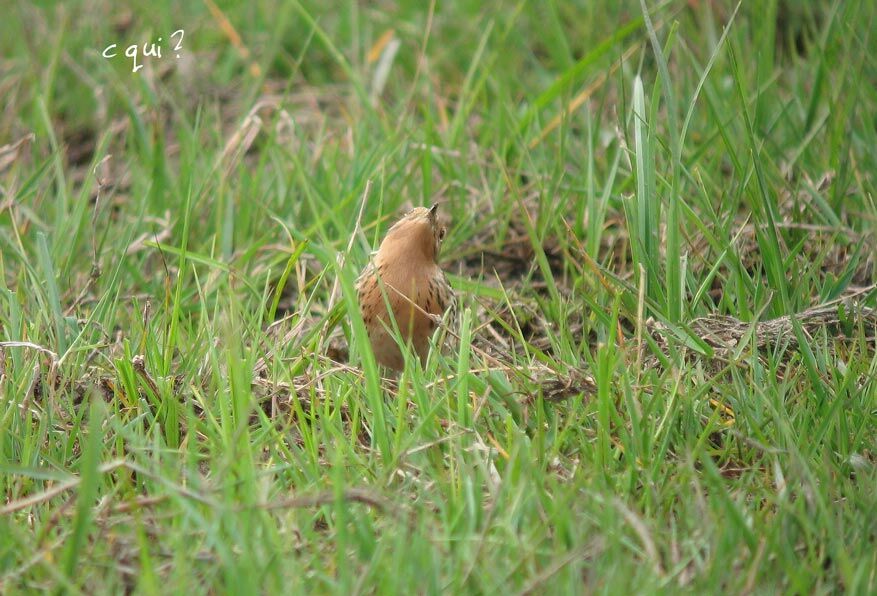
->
[356,203,453,370]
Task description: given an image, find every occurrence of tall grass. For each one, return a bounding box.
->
[1,0,876,592]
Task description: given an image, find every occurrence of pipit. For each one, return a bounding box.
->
[356,203,453,371]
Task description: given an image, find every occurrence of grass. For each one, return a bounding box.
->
[1,0,876,592]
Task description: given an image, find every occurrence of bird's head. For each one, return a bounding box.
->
[378,203,447,264]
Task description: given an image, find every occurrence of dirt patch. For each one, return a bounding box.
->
[456,218,565,286]
[646,294,877,369]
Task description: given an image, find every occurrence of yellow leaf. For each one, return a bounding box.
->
[368,29,396,64]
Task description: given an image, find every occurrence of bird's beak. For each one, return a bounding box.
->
[428,203,439,221]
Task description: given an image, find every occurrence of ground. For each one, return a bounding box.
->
[1,0,876,593]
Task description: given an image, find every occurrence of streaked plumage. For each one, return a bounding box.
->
[356,204,453,370]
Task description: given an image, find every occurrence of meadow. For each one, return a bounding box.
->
[1,0,876,592]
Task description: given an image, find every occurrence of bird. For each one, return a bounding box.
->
[356,203,453,371]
